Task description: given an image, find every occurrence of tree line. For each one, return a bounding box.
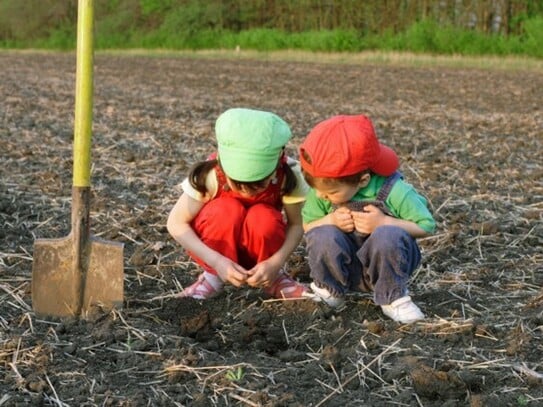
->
[1,0,542,53]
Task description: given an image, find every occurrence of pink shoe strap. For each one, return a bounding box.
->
[267,273,308,299]
[179,274,223,299]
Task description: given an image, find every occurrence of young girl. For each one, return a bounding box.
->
[167,108,309,300]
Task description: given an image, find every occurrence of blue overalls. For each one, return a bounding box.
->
[305,172,421,305]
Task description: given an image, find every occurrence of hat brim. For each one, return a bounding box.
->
[219,149,279,182]
[371,144,399,176]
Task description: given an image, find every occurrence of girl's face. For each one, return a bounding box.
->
[226,172,274,198]
[312,174,371,205]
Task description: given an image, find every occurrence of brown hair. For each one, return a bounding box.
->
[300,149,368,188]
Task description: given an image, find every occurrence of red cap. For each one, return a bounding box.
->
[299,115,399,177]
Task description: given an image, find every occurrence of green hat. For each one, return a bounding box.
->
[216,108,292,182]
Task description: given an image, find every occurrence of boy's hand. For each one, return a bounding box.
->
[331,206,355,233]
[351,204,387,234]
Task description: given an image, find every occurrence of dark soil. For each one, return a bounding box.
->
[1,51,542,407]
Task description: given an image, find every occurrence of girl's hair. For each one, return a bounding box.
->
[188,159,217,194]
[188,158,297,195]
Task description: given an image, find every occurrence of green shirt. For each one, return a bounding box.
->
[302,175,436,234]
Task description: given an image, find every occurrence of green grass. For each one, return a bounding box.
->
[2,17,543,60]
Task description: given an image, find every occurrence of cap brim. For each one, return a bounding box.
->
[371,144,399,176]
[219,150,278,182]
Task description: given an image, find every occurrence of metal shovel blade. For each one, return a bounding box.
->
[32,235,123,318]
[32,187,123,318]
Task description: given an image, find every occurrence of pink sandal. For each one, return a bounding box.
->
[264,271,309,299]
[178,273,224,300]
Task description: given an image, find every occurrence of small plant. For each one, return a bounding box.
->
[125,332,132,351]
[517,395,528,406]
[225,366,245,382]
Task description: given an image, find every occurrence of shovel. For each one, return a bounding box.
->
[32,0,124,318]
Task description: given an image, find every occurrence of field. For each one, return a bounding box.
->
[1,51,542,406]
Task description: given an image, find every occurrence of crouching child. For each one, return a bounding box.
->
[299,114,436,323]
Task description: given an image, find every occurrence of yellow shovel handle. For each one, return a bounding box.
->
[73,0,94,187]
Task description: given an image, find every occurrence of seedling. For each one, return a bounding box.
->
[225,366,245,382]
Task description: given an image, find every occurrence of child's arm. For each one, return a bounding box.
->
[166,193,248,286]
[246,202,304,287]
[351,204,430,238]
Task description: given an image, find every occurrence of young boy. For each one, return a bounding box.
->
[299,114,435,323]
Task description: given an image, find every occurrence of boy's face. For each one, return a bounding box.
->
[313,174,370,205]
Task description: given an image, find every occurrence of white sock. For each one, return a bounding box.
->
[203,272,224,290]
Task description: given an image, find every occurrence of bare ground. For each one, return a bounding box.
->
[1,51,542,406]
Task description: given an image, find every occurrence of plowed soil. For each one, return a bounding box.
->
[1,51,542,406]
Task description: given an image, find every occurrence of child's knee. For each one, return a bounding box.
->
[306,225,348,253]
[208,197,246,222]
[364,226,421,267]
[244,204,283,235]
[193,197,246,234]
[370,226,411,250]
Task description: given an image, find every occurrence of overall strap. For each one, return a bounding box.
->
[376,171,402,203]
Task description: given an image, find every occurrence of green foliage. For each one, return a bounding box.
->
[160,1,222,34]
[0,0,74,46]
[140,0,172,16]
[301,30,362,52]
[0,0,542,58]
[95,0,140,48]
[134,0,226,49]
[36,25,77,50]
[225,366,245,382]
[516,394,528,406]
[234,29,288,51]
[384,17,543,57]
[521,16,543,57]
[402,19,442,53]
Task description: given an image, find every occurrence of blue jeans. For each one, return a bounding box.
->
[305,225,421,305]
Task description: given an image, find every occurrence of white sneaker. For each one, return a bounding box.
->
[381,296,424,323]
[308,282,345,308]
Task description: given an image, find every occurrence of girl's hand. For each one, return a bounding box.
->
[351,204,387,234]
[213,256,249,287]
[246,261,280,288]
[331,206,355,233]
